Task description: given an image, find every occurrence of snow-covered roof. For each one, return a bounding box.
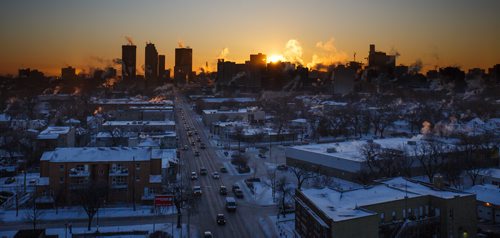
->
[41,147,153,162]
[201,97,255,103]
[91,98,173,106]
[103,120,175,126]
[152,149,178,168]
[0,113,11,122]
[478,168,500,179]
[320,101,348,107]
[301,177,470,222]
[37,126,72,140]
[466,184,500,205]
[287,137,455,162]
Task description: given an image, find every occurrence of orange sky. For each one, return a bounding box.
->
[1,0,499,76]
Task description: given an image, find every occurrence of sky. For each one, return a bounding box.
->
[0,0,499,76]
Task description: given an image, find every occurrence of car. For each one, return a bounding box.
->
[183,145,188,151]
[220,167,228,173]
[219,185,227,195]
[4,177,15,184]
[200,168,208,175]
[187,132,192,137]
[258,153,267,159]
[225,197,237,211]
[191,172,198,180]
[204,231,213,238]
[232,184,240,192]
[194,151,200,156]
[216,213,226,225]
[197,137,201,142]
[193,186,202,196]
[200,143,206,149]
[212,172,220,179]
[194,130,198,135]
[191,141,195,146]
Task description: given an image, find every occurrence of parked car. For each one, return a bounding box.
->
[200,143,206,149]
[220,167,228,173]
[277,164,288,171]
[194,151,200,156]
[216,213,226,225]
[219,185,227,195]
[234,189,244,198]
[212,172,220,179]
[204,231,213,238]
[191,172,198,180]
[258,153,267,159]
[183,145,188,151]
[4,177,15,184]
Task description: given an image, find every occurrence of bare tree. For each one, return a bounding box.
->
[276,176,293,218]
[457,133,495,185]
[289,166,318,190]
[24,192,43,232]
[73,181,108,230]
[414,140,448,183]
[265,168,278,202]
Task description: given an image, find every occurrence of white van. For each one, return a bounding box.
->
[225,197,237,212]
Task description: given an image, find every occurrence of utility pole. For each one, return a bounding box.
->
[132,156,136,211]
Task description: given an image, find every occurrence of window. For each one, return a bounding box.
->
[435,208,441,216]
[135,176,140,182]
[135,163,141,170]
[380,212,385,221]
[59,177,64,183]
[392,211,396,220]
[59,165,64,171]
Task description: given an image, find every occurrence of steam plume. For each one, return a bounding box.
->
[283,39,304,65]
[409,59,423,74]
[125,36,134,45]
[218,48,229,60]
[178,41,185,48]
[307,37,348,70]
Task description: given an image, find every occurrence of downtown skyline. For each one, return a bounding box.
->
[1,0,499,76]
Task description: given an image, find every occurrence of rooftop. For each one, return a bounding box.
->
[301,177,470,222]
[466,184,500,205]
[201,97,256,103]
[37,126,72,140]
[102,120,175,126]
[41,147,154,162]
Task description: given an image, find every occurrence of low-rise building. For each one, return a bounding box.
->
[102,120,175,133]
[295,177,476,238]
[37,147,178,205]
[201,108,265,125]
[36,126,75,151]
[466,184,500,224]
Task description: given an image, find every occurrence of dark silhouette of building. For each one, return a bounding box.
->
[122,44,137,80]
[440,67,466,92]
[158,54,166,80]
[246,53,267,90]
[174,47,192,84]
[367,44,396,80]
[333,63,360,95]
[61,66,76,80]
[488,64,500,82]
[18,68,44,80]
[145,43,158,80]
[216,59,246,89]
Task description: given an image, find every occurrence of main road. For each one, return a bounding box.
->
[174,90,274,238]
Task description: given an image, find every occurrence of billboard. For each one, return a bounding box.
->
[154,195,174,206]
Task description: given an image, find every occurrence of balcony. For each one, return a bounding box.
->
[68,168,90,177]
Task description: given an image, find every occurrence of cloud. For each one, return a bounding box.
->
[307,37,348,69]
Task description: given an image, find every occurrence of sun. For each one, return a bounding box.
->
[267,54,284,63]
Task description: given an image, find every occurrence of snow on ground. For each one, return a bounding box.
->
[269,214,296,238]
[251,181,276,206]
[0,223,195,238]
[0,205,172,222]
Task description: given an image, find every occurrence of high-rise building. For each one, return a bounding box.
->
[122,44,137,80]
[145,43,158,80]
[61,66,76,80]
[247,53,267,89]
[158,55,166,80]
[174,48,192,84]
[367,44,396,79]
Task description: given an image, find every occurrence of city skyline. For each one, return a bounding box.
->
[1,0,499,76]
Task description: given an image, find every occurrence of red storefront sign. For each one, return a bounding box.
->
[154,195,174,206]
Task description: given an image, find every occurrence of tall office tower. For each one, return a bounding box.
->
[145,43,158,80]
[174,47,193,84]
[158,55,166,80]
[247,53,267,89]
[122,44,136,80]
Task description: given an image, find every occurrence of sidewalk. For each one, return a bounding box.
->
[0,205,175,222]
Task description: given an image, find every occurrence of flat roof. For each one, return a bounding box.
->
[466,184,500,205]
[301,177,470,222]
[37,126,71,139]
[201,97,255,103]
[41,147,153,162]
[102,120,175,126]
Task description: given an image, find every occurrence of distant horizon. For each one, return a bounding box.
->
[1,0,499,76]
